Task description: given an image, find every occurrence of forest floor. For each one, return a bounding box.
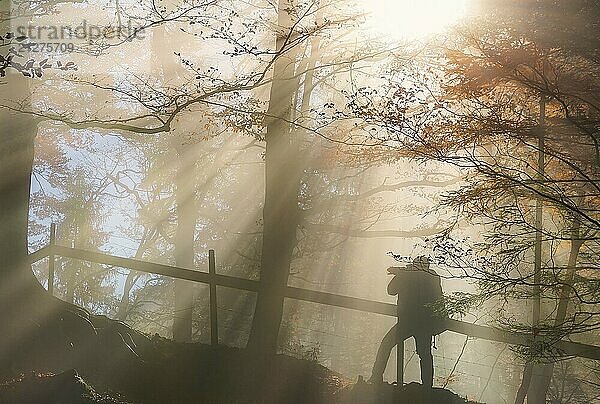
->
[1,335,481,404]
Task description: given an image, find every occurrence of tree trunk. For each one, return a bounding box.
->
[0,109,40,284]
[0,0,46,371]
[146,17,198,342]
[527,216,583,404]
[515,95,546,404]
[117,227,158,322]
[172,147,197,342]
[247,0,302,355]
[117,270,138,322]
[0,113,38,284]
[0,107,50,374]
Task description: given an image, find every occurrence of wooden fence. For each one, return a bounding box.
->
[28,225,600,384]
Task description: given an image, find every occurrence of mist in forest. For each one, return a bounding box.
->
[1,1,599,403]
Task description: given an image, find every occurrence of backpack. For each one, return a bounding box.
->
[388,269,446,335]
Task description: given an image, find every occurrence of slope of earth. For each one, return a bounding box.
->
[2,306,482,404]
[0,370,131,404]
[1,336,483,404]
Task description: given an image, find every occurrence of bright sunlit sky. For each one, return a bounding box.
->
[363,0,472,40]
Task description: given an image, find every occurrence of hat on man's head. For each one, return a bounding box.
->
[387,256,430,275]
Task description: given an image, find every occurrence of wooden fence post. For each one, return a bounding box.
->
[48,223,56,296]
[209,249,218,346]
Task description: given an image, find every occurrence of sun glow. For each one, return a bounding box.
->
[364,0,470,40]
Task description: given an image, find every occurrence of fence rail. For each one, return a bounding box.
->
[28,231,600,384]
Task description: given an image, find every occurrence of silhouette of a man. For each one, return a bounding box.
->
[369,256,445,388]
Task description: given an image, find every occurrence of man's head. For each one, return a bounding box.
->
[401,256,430,272]
[413,255,430,270]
